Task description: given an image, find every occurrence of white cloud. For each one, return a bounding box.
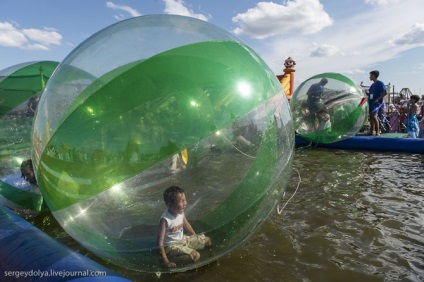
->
[390,23,424,46]
[364,0,402,6]
[106,1,142,20]
[0,22,27,47]
[250,0,424,91]
[344,69,367,75]
[25,43,50,51]
[310,44,342,57]
[22,28,62,46]
[232,0,333,39]
[0,21,62,50]
[162,0,208,21]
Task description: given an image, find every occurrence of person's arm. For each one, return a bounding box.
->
[381,89,388,100]
[373,88,387,104]
[418,105,424,119]
[183,217,196,236]
[29,103,36,113]
[382,88,388,97]
[157,218,176,268]
[408,104,418,116]
[306,84,315,96]
[365,90,370,97]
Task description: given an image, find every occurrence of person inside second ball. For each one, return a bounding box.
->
[157,186,212,268]
[306,78,329,130]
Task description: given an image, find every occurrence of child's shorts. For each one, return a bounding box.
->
[165,234,207,259]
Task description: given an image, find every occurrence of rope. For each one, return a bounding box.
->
[223,133,301,212]
[277,168,301,215]
[222,135,256,159]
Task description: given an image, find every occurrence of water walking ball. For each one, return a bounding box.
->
[290,73,367,144]
[0,61,58,211]
[32,15,294,272]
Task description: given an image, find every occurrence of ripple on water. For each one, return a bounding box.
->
[272,149,424,281]
[13,148,424,281]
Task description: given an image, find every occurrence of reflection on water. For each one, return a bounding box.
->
[19,148,424,281]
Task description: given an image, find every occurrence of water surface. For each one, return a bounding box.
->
[22,147,424,281]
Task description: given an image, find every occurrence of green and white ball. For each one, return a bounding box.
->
[291,73,367,144]
[0,61,58,211]
[32,15,294,272]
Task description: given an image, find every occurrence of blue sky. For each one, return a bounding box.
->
[1,0,424,94]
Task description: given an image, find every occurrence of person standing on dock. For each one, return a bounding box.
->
[367,70,387,136]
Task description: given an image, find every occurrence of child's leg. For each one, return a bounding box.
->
[166,244,199,264]
[185,234,212,250]
[166,234,212,265]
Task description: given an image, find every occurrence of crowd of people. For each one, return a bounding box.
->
[367,70,423,138]
[380,93,424,138]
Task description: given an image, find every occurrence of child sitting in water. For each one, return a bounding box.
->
[157,186,211,268]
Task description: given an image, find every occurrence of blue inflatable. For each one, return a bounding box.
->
[0,205,130,282]
[295,134,424,154]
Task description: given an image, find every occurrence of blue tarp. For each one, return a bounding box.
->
[295,135,424,154]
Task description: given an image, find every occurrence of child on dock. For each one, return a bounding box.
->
[405,95,420,138]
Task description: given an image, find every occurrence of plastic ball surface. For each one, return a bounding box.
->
[0,61,58,211]
[32,15,294,272]
[290,73,367,144]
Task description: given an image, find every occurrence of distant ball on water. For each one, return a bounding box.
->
[290,73,367,144]
[0,61,58,211]
[32,15,294,272]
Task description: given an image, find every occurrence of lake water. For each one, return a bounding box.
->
[20,147,424,281]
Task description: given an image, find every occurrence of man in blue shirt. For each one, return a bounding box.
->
[368,70,387,136]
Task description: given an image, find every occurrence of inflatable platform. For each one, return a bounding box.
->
[0,205,130,281]
[295,133,424,154]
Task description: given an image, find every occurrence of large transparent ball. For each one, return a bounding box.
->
[291,73,367,144]
[0,61,58,211]
[32,15,294,272]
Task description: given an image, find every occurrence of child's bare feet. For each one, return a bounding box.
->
[205,237,212,247]
[190,251,200,262]
[164,260,176,268]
